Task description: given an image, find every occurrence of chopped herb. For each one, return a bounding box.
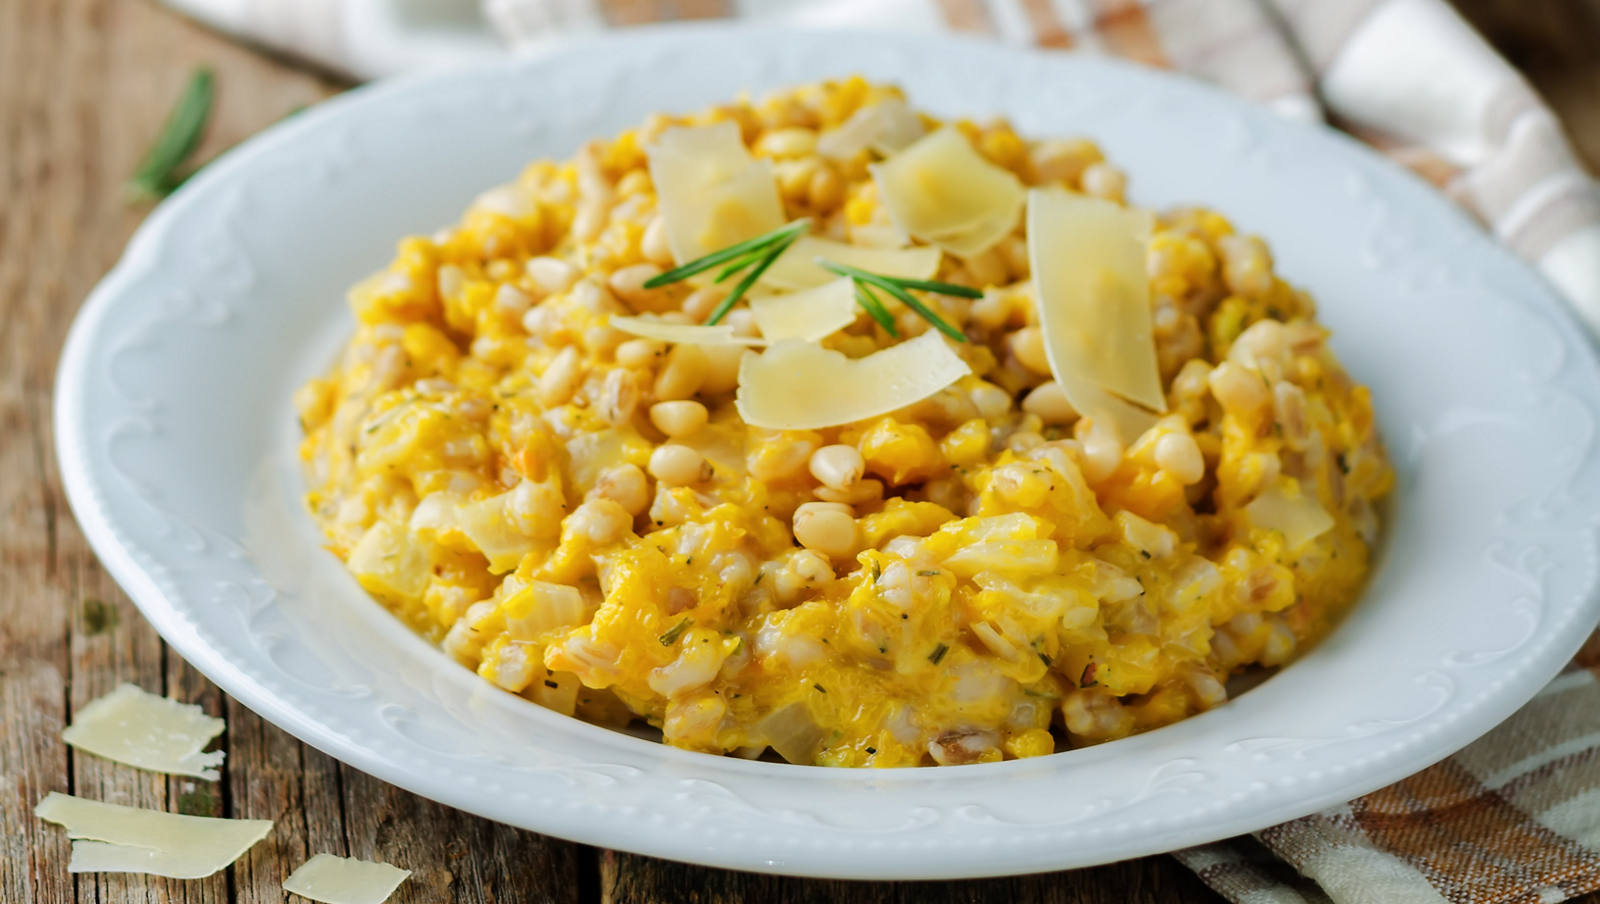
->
[927,643,949,665]
[817,259,970,342]
[1139,549,1151,559]
[128,67,214,201]
[1079,662,1099,688]
[543,679,560,690]
[1037,652,1053,666]
[1336,453,1350,475]
[641,220,812,324]
[657,617,693,645]
[871,560,883,582]
[684,556,693,565]
[813,683,827,694]
[900,612,909,620]
[1023,688,1062,700]
[865,746,877,755]
[917,569,940,577]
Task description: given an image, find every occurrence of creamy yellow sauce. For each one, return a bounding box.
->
[296,79,1392,767]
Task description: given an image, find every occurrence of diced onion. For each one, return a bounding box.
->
[346,521,432,599]
[646,122,786,265]
[871,127,1024,258]
[735,332,971,430]
[501,580,588,641]
[1026,187,1164,443]
[609,315,764,347]
[457,494,536,573]
[62,684,225,780]
[748,279,858,342]
[761,236,941,291]
[1245,486,1335,550]
[756,702,825,765]
[816,97,926,159]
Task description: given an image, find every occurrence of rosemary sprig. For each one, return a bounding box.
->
[817,259,972,343]
[127,67,215,201]
[703,241,788,324]
[853,282,899,337]
[643,219,809,285]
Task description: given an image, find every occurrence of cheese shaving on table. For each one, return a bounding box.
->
[609,315,764,346]
[760,236,941,291]
[283,853,412,904]
[1026,187,1164,443]
[748,279,858,341]
[735,332,971,429]
[35,792,272,879]
[871,127,1024,258]
[816,96,926,159]
[646,122,786,265]
[61,683,225,780]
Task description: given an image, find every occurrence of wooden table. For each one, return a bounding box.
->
[3,2,1595,902]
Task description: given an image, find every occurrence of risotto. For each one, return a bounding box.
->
[295,79,1391,767]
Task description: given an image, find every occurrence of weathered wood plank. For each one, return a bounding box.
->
[0,0,91,898]
[599,850,1222,904]
[338,765,588,904]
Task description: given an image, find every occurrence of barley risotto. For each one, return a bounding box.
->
[295,79,1392,768]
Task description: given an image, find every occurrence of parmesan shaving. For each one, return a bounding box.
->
[735,333,971,429]
[816,97,926,159]
[748,279,858,341]
[871,127,1024,258]
[1027,188,1165,442]
[36,792,271,879]
[646,122,785,265]
[1245,486,1335,550]
[761,236,940,291]
[62,683,225,780]
[923,207,1025,260]
[610,315,764,347]
[283,853,412,904]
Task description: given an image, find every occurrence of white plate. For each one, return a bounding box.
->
[55,25,1600,879]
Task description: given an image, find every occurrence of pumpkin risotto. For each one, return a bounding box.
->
[295,80,1391,767]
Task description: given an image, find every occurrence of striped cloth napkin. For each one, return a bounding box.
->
[160,1,1600,901]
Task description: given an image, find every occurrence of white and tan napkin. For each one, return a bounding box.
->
[156,1,1600,900]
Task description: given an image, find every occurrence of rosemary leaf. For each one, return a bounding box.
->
[883,276,984,299]
[853,283,899,337]
[713,248,767,284]
[705,228,802,324]
[817,260,968,343]
[643,219,810,288]
[127,67,215,201]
